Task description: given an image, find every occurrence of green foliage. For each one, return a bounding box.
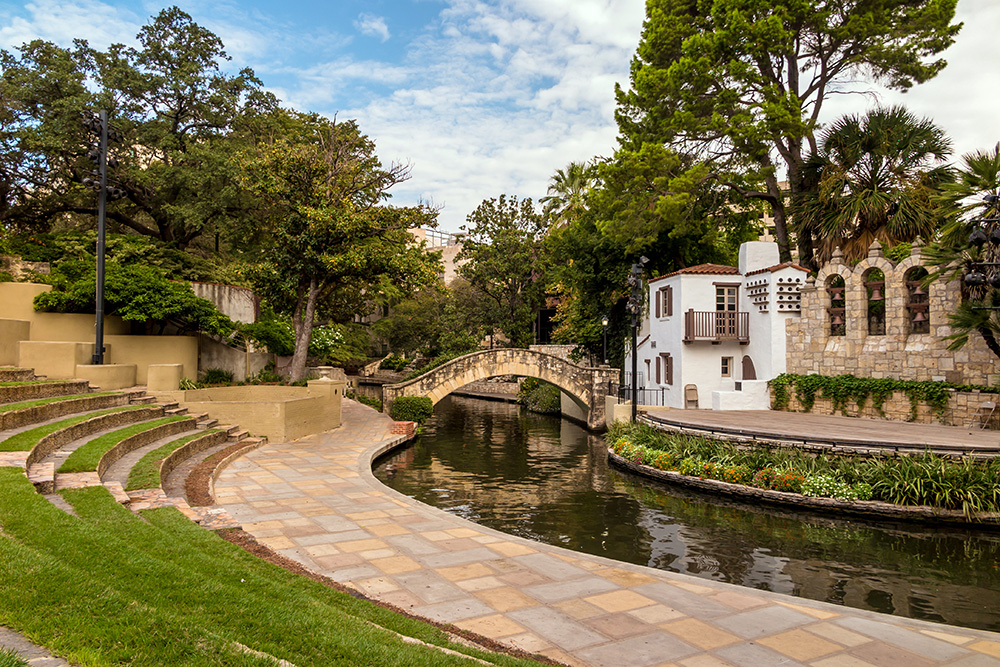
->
[58,416,190,473]
[178,377,199,390]
[346,389,383,412]
[389,396,433,424]
[234,114,441,381]
[400,350,474,382]
[457,195,547,349]
[238,317,295,356]
[0,648,27,667]
[616,0,961,267]
[380,355,410,372]
[0,8,276,246]
[794,106,951,265]
[608,422,1000,517]
[200,369,233,385]
[34,261,234,337]
[769,373,989,422]
[520,380,562,414]
[246,365,282,385]
[126,431,215,491]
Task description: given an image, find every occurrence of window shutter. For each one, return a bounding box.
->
[655,289,661,318]
[666,355,673,385]
[656,356,661,384]
[666,287,673,316]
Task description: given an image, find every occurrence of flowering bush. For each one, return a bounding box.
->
[772,469,805,493]
[803,475,871,501]
[699,462,718,479]
[750,468,775,489]
[678,457,704,476]
[721,464,752,485]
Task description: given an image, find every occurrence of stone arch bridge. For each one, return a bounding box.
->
[382,349,617,430]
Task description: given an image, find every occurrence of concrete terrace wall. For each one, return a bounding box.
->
[191,282,258,324]
[786,242,997,386]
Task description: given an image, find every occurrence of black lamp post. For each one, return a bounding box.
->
[601,315,608,365]
[964,194,1000,307]
[81,110,125,365]
[626,257,648,421]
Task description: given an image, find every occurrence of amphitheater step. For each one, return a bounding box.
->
[0,368,35,382]
[164,407,188,415]
[0,392,132,431]
[197,418,218,429]
[229,430,249,441]
[100,427,204,488]
[27,461,55,493]
[43,492,77,517]
[103,480,131,504]
[0,380,92,405]
[129,396,158,405]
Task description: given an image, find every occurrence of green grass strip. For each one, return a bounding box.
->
[0,405,151,452]
[58,416,191,473]
[0,648,28,667]
[0,392,115,414]
[0,380,63,387]
[0,470,535,666]
[126,430,218,491]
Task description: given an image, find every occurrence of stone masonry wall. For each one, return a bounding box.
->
[785,240,997,386]
[774,386,999,428]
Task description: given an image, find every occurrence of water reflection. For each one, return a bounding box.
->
[374,396,1000,631]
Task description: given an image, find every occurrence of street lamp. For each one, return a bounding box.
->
[601,315,609,365]
[626,256,648,422]
[81,110,125,365]
[964,194,1000,308]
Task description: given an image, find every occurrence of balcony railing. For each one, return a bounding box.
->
[683,310,749,343]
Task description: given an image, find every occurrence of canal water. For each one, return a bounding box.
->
[373,396,1000,631]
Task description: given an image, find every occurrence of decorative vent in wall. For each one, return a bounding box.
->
[745,278,770,312]
[775,276,803,312]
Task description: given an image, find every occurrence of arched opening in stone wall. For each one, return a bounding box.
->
[863,268,886,336]
[905,267,930,334]
[826,274,846,336]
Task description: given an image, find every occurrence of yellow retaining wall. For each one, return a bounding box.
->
[18,341,102,379]
[0,319,30,365]
[147,364,182,391]
[105,335,197,385]
[152,379,344,443]
[0,283,129,341]
[75,364,137,390]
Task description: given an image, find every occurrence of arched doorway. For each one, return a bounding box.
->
[741,356,757,381]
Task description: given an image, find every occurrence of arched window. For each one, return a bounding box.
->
[826,275,846,336]
[864,268,886,336]
[906,267,930,334]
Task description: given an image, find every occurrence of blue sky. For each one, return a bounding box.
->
[1,0,997,233]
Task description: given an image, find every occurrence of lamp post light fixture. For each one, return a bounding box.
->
[626,256,648,422]
[964,194,1000,309]
[601,315,609,365]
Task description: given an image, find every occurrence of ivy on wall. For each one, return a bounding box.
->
[769,373,1000,422]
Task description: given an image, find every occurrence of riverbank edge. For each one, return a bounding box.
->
[607,449,1000,530]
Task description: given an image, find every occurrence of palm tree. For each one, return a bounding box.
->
[925,143,1000,359]
[540,161,596,229]
[794,105,952,265]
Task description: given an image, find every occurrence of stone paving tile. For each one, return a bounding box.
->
[211,400,1000,667]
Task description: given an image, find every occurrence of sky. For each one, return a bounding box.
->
[1,0,997,234]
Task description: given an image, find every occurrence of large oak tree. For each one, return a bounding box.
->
[616,0,961,268]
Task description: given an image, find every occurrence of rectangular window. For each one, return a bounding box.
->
[721,357,732,377]
[716,285,737,312]
[655,286,673,318]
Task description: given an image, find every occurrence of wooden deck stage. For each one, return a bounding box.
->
[640,408,1000,455]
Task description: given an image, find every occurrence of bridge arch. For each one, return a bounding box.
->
[382,349,616,430]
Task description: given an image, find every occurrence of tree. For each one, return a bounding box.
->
[616,0,961,268]
[925,143,1000,360]
[0,7,276,247]
[235,114,441,381]
[457,196,547,348]
[540,161,597,229]
[795,105,951,264]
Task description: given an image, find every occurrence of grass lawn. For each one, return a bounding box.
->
[0,469,537,666]
[57,416,192,473]
[126,431,217,491]
[0,405,152,452]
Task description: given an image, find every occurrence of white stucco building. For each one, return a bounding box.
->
[625,242,807,410]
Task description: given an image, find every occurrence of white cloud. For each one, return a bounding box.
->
[355,13,390,42]
[0,0,139,51]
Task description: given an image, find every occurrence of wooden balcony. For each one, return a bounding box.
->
[683,310,749,344]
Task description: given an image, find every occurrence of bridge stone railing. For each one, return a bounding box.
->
[382,349,617,430]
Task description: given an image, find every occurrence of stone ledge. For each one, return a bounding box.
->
[607,449,1000,529]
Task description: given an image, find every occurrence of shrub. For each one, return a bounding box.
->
[247,366,283,384]
[721,464,752,485]
[390,396,433,424]
[803,474,857,500]
[750,468,775,489]
[772,469,805,493]
[523,380,561,414]
[380,355,409,372]
[678,457,704,476]
[201,368,234,385]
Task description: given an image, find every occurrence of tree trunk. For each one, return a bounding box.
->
[765,174,793,264]
[978,326,1000,361]
[289,277,319,382]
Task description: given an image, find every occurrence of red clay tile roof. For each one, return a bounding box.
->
[649,264,739,284]
[743,262,810,277]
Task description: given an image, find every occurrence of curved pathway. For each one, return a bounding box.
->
[214,401,1000,667]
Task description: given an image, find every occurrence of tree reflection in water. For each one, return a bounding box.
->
[373,396,1000,631]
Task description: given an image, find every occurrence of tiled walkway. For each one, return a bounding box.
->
[214,401,1000,667]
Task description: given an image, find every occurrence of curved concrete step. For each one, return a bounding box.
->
[0,380,92,405]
